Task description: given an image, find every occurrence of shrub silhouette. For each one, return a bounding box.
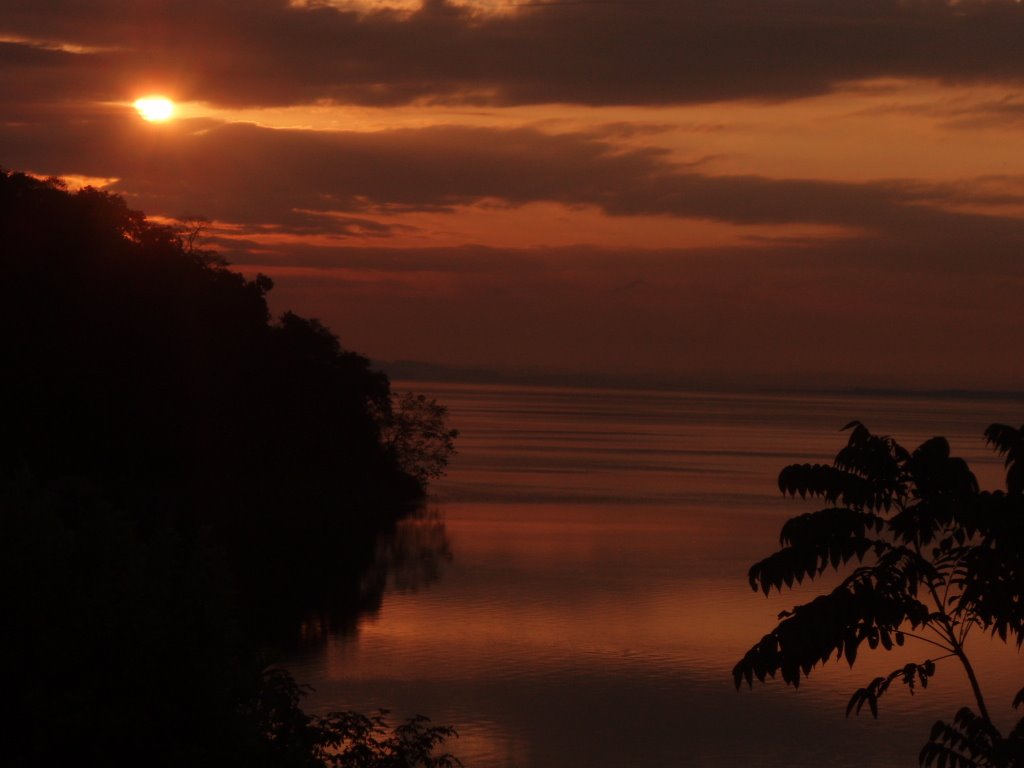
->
[381,393,459,484]
[735,421,1024,767]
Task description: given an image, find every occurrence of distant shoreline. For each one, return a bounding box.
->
[379,360,1024,403]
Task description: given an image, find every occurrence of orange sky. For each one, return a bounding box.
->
[2,0,1023,388]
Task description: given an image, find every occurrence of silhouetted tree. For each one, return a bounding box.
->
[380,393,460,483]
[735,421,1024,767]
[0,168,457,633]
[0,169,460,766]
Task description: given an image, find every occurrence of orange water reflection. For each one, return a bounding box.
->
[289,384,1021,768]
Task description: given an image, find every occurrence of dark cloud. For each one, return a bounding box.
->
[4,113,1024,253]
[1,0,1024,108]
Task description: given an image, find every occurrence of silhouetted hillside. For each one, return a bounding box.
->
[1,170,457,766]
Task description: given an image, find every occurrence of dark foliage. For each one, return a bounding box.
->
[251,671,463,768]
[1,170,459,766]
[734,421,1024,767]
[380,393,459,484]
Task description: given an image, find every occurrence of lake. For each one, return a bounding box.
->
[286,383,1022,768]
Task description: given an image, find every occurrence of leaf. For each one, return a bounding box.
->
[847,687,866,717]
[985,423,1024,495]
[777,464,880,509]
[748,508,886,594]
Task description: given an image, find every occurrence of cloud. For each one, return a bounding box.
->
[849,91,1024,130]
[5,113,1024,256]
[2,0,1024,108]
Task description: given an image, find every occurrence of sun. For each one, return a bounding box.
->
[134,96,175,122]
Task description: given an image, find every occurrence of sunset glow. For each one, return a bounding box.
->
[3,0,1022,389]
[133,96,175,122]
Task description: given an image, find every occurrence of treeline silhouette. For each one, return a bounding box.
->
[1,170,459,766]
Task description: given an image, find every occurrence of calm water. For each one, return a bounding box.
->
[287,383,1022,768]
